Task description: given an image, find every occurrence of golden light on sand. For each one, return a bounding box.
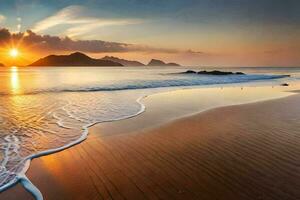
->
[9,48,19,58]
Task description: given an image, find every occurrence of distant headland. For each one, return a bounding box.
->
[29,52,123,67]
[28,52,181,67]
[147,59,180,66]
[102,56,145,66]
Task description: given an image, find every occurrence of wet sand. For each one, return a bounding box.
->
[1,88,300,200]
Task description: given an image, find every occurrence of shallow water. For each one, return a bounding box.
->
[0,66,299,190]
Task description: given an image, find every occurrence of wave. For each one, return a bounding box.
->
[0,74,290,96]
[60,74,289,91]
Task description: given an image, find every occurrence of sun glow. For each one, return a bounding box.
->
[9,49,19,58]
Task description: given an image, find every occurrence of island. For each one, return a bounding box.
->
[0,63,4,67]
[102,56,145,66]
[29,52,123,67]
[147,59,181,66]
[28,53,182,67]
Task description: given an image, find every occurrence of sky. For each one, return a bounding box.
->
[0,0,299,66]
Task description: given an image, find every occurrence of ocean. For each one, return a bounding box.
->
[0,66,299,190]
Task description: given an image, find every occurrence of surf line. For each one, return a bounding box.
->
[0,95,147,200]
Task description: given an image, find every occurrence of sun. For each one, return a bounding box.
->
[9,48,19,58]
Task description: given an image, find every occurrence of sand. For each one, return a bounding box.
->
[1,88,300,200]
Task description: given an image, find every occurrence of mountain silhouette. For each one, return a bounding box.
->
[147,59,180,66]
[102,56,145,66]
[29,52,123,67]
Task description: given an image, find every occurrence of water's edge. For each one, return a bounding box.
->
[0,88,296,200]
[0,95,146,199]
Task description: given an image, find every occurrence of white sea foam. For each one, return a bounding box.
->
[0,92,148,199]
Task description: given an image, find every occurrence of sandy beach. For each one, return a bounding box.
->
[1,87,300,200]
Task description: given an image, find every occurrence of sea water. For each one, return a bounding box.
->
[0,66,299,191]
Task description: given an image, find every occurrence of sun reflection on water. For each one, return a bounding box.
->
[10,66,20,94]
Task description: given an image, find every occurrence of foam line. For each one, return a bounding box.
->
[19,175,43,200]
[0,74,290,96]
[0,94,147,199]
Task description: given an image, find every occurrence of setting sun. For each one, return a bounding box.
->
[9,48,19,58]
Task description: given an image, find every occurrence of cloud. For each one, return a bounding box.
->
[16,17,22,32]
[0,15,6,23]
[0,28,188,54]
[185,49,205,54]
[32,5,142,38]
[0,28,131,53]
[32,5,88,32]
[0,28,207,59]
[0,28,10,41]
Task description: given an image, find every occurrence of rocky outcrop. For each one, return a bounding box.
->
[181,70,245,75]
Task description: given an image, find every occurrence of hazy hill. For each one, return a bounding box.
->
[147,59,180,66]
[102,56,145,66]
[29,53,182,67]
[0,63,4,67]
[29,52,123,67]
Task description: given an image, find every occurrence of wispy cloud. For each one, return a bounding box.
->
[185,49,205,55]
[32,5,142,38]
[16,17,22,32]
[64,19,141,38]
[0,15,6,23]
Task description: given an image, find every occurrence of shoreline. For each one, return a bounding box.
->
[0,92,147,198]
[91,86,296,136]
[1,86,300,199]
